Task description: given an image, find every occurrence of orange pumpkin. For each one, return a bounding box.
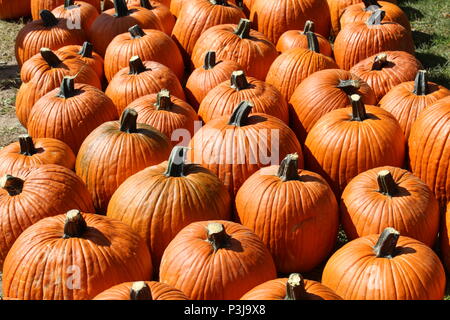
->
[0,0,31,19]
[31,0,101,19]
[93,281,189,300]
[51,0,99,31]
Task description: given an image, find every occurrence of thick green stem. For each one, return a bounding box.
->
[284,273,309,300]
[129,56,147,74]
[64,0,75,8]
[0,175,24,196]
[207,223,230,252]
[377,170,398,196]
[129,24,146,38]
[41,48,62,68]
[164,146,189,177]
[78,42,93,58]
[277,154,301,182]
[350,94,367,121]
[203,51,217,70]
[120,109,138,133]
[230,70,250,91]
[130,282,153,300]
[371,53,388,70]
[336,79,361,94]
[40,10,59,27]
[63,210,87,239]
[19,135,37,156]
[306,31,320,53]
[227,101,253,126]
[234,19,251,39]
[114,0,129,17]
[155,89,172,110]
[209,0,228,5]
[139,0,154,9]
[367,9,385,25]
[373,227,400,258]
[57,76,76,99]
[302,20,315,34]
[413,70,429,96]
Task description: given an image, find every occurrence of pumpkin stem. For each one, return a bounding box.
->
[277,153,301,182]
[57,76,76,99]
[120,108,138,133]
[228,101,253,127]
[234,18,251,39]
[230,70,250,91]
[336,79,361,94]
[377,170,398,196]
[0,175,24,196]
[203,51,217,70]
[373,227,400,258]
[303,20,315,34]
[63,210,88,239]
[64,0,75,8]
[114,0,129,17]
[139,0,154,9]
[363,0,381,11]
[128,24,146,38]
[40,10,59,27]
[350,94,368,121]
[129,56,147,74]
[207,223,230,252]
[284,273,308,300]
[413,70,429,96]
[130,282,153,300]
[164,146,189,177]
[367,9,385,25]
[209,0,228,5]
[19,135,37,156]
[41,48,62,68]
[371,53,388,70]
[155,89,172,110]
[78,42,93,58]
[306,31,320,53]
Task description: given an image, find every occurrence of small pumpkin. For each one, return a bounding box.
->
[52,0,99,31]
[93,281,189,300]
[0,0,31,19]
[31,0,101,19]
[159,220,277,300]
[2,210,152,300]
[127,0,175,35]
[57,42,104,80]
[322,228,446,300]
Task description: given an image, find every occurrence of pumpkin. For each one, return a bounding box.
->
[170,0,224,17]
[276,20,333,56]
[0,0,31,19]
[289,68,376,144]
[441,202,450,273]
[159,220,277,300]
[188,100,303,200]
[15,10,86,67]
[105,55,185,115]
[249,0,331,44]
[93,281,189,300]
[52,0,99,31]
[198,70,289,124]
[127,0,175,35]
[126,90,198,147]
[56,42,104,80]
[87,0,164,56]
[75,108,171,214]
[340,1,411,33]
[31,0,101,19]
[379,70,450,139]
[107,146,231,273]
[0,135,76,175]
[265,32,338,101]
[171,0,245,62]
[236,153,339,273]
[15,48,101,127]
[185,51,242,110]
[190,18,278,80]
[240,273,342,300]
[408,96,450,210]
[340,166,440,247]
[304,94,405,197]
[0,165,94,267]
[104,25,184,82]
[321,228,446,300]
[334,9,414,71]
[2,210,152,300]
[27,76,118,154]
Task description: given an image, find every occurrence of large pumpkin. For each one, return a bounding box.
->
[93,281,189,300]
[75,108,171,214]
[236,153,339,273]
[340,166,440,247]
[289,68,376,143]
[31,0,101,19]
[0,165,94,267]
[107,146,231,273]
[190,18,278,80]
[2,210,152,300]
[51,0,99,31]
[304,94,405,197]
[159,220,277,300]
[198,70,289,124]
[0,0,31,19]
[321,228,446,300]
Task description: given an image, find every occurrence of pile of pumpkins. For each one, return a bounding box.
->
[0,0,449,300]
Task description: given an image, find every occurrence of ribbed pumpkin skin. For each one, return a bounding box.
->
[250,0,331,44]
[408,97,450,210]
[171,0,245,61]
[93,281,189,300]
[107,161,231,274]
[27,83,119,154]
[105,60,185,115]
[340,166,440,247]
[441,203,450,273]
[289,68,376,143]
[379,81,450,139]
[31,0,101,19]
[321,233,446,300]
[0,138,76,175]
[236,166,339,273]
[159,220,277,300]
[240,278,342,300]
[185,59,242,110]
[265,47,338,101]
[126,93,199,147]
[188,113,303,198]
[276,30,333,56]
[127,0,175,34]
[198,76,289,124]
[350,51,423,103]
[104,29,184,82]
[0,165,95,268]
[2,212,152,300]
[56,44,104,80]
[75,119,171,214]
[0,0,31,19]
[52,1,99,31]
[190,23,278,80]
[304,105,406,197]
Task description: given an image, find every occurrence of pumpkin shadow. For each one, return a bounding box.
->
[83,227,112,247]
[400,6,424,21]
[0,64,20,89]
[228,237,244,253]
[396,246,416,256]
[392,185,411,197]
[412,30,434,47]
